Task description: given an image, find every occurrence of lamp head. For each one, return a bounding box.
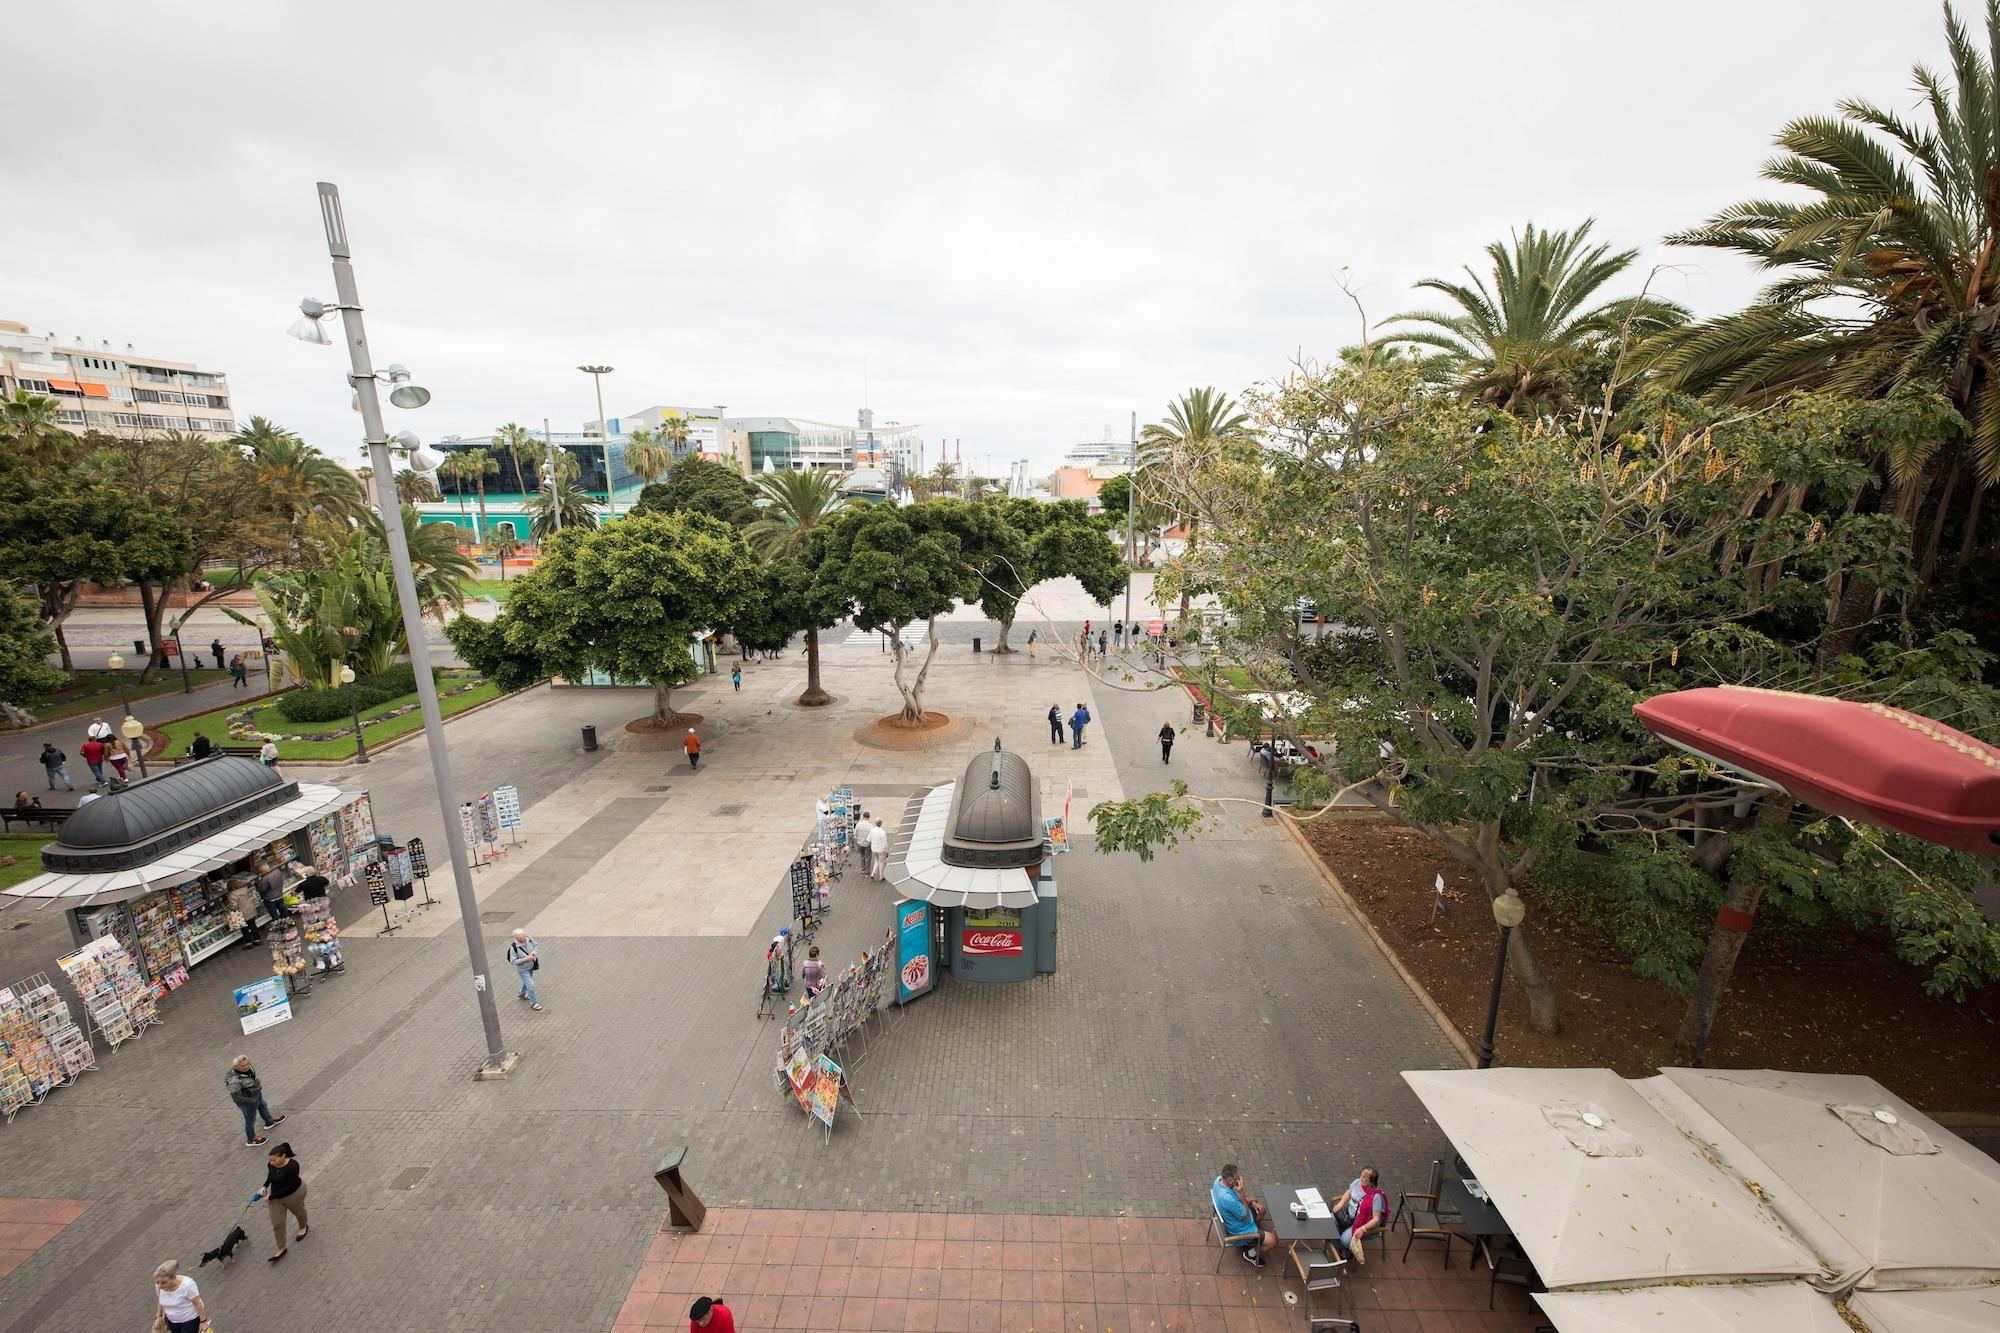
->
[388,383,431,409]
[106,652,124,671]
[578,364,613,375]
[1491,888,1527,929]
[120,715,144,740]
[407,445,444,473]
[338,665,356,685]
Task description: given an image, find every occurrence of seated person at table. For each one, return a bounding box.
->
[1329,1166,1387,1264]
[1211,1163,1278,1268]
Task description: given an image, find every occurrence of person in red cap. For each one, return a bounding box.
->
[690,1296,733,1331]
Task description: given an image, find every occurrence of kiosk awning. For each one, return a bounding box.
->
[898,783,1041,909]
[3,782,355,907]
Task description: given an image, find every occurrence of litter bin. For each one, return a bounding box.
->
[581,724,598,752]
[972,637,982,654]
[133,639,147,656]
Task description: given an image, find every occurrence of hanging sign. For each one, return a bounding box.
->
[407,837,429,878]
[234,975,293,1035]
[894,899,934,1004]
[366,860,389,906]
[789,858,812,923]
[493,784,522,829]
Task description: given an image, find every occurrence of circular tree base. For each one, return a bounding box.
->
[619,714,712,750]
[853,711,970,751]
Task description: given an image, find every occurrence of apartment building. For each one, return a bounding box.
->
[0,318,236,439]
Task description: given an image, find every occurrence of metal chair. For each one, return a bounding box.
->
[1288,1246,1360,1330]
[1486,1238,1540,1309]
[1396,1159,1461,1266]
[1206,1192,1262,1273]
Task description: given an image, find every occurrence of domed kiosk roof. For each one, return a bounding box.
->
[941,741,1044,870]
[57,757,289,859]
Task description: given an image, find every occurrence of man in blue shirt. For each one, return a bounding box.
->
[1070,703,1091,749]
[1210,1163,1277,1268]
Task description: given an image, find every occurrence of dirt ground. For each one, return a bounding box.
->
[1300,815,2000,1115]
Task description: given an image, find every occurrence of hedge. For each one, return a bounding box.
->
[274,664,434,723]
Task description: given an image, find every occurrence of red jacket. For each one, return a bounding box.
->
[691,1302,734,1333]
[80,740,107,767]
[683,733,701,754]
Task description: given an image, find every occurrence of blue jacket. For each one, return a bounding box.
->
[1211,1176,1255,1239]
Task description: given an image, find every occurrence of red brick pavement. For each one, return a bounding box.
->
[616,1209,1546,1332]
[0,1197,92,1281]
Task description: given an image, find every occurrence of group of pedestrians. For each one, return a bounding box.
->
[40,717,139,796]
[855,811,890,881]
[1046,702,1092,748]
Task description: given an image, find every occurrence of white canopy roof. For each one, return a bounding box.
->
[1537,1281,1856,1333]
[1643,1068,2000,1291]
[2,783,354,908]
[896,783,1041,909]
[1402,1067,1830,1291]
[1849,1284,2000,1331]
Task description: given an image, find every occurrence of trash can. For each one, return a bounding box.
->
[133,639,147,656]
[972,637,982,654]
[581,724,598,752]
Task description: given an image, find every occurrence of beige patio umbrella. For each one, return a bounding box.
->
[1848,1283,2000,1331]
[1403,1068,1831,1290]
[1537,1281,1856,1333]
[1644,1068,2000,1291]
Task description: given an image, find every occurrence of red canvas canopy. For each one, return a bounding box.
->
[1633,687,2000,855]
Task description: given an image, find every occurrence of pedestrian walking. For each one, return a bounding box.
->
[857,810,873,876]
[1097,630,1107,657]
[1027,628,1037,658]
[210,638,225,670]
[1114,621,1124,648]
[869,816,889,881]
[79,734,108,788]
[251,1142,308,1262]
[227,878,264,947]
[1159,722,1175,763]
[228,655,249,688]
[1047,703,1064,745]
[86,716,112,743]
[1078,629,1089,660]
[690,1297,736,1331]
[151,1260,209,1333]
[39,743,73,791]
[683,727,702,771]
[1070,703,1090,749]
[730,665,741,692]
[226,1055,284,1146]
[107,737,131,784]
[507,928,543,1010]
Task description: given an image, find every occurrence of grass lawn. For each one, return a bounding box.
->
[152,672,507,760]
[0,834,54,891]
[1182,665,1280,694]
[464,578,516,602]
[14,669,229,728]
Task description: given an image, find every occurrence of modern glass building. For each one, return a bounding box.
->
[413,432,645,541]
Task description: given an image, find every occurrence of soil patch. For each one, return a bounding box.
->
[622,713,706,735]
[1300,814,2000,1114]
[853,712,970,751]
[618,714,712,751]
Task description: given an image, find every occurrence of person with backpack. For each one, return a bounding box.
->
[507,929,543,1010]
[39,743,73,791]
[730,665,741,692]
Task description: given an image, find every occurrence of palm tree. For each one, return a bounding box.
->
[927,460,959,496]
[236,418,367,525]
[1,389,75,464]
[395,468,440,504]
[661,413,695,459]
[486,526,522,580]
[462,447,499,537]
[746,469,850,705]
[1380,221,1688,415]
[1647,1,2000,653]
[526,475,600,540]
[437,451,479,535]
[625,428,673,487]
[387,506,477,613]
[491,421,541,494]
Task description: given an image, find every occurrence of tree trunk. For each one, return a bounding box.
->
[992,611,1017,653]
[1817,464,1931,668]
[798,625,832,706]
[135,582,167,683]
[54,622,73,672]
[1671,873,1765,1067]
[1475,825,1560,1035]
[648,678,687,727]
[886,620,941,723]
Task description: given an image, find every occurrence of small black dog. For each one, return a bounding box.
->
[198,1226,248,1268]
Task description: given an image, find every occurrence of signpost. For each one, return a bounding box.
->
[894,900,935,1005]
[234,975,293,1035]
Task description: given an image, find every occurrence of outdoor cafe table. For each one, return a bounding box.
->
[1438,1174,1513,1268]
[1260,1183,1347,1253]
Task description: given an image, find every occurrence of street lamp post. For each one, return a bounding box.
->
[1474,887,1528,1069]
[302,181,513,1076]
[542,417,562,535]
[105,651,135,720]
[578,364,614,516]
[1123,409,1136,632]
[170,624,191,692]
[121,715,150,780]
[339,664,370,764]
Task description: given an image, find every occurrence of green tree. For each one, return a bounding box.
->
[437,451,481,533]
[395,468,441,504]
[623,428,673,487]
[0,585,64,709]
[525,474,601,539]
[979,498,1128,652]
[0,388,74,464]
[633,455,760,526]
[807,500,987,724]
[486,526,521,579]
[1380,220,1687,414]
[461,448,500,535]
[491,421,543,493]
[236,418,367,526]
[660,412,695,457]
[745,469,851,705]
[1648,1,2000,656]
[1138,387,1258,608]
[451,511,758,726]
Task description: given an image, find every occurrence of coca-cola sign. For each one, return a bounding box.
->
[962,929,1024,956]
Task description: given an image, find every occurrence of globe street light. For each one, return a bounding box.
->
[578,364,615,517]
[104,652,136,723]
[339,663,370,765]
[120,714,150,780]
[1474,887,1528,1070]
[295,181,513,1077]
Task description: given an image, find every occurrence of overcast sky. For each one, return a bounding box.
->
[0,1,1956,475]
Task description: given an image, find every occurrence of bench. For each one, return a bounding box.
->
[2,807,71,832]
[171,745,263,765]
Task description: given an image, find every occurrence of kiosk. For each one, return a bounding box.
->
[897,741,1058,988]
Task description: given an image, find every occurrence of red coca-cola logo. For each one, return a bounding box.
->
[962,930,1023,956]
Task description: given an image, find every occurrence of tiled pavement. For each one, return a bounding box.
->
[0,1201,90,1282]
[617,1209,1544,1332]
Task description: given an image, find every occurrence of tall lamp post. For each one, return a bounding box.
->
[338,664,370,764]
[578,364,615,516]
[291,181,514,1077]
[120,714,150,781]
[541,417,562,535]
[1473,887,1528,1069]
[1123,409,1136,633]
[105,651,136,719]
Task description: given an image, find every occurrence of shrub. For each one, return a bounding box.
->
[274,664,432,723]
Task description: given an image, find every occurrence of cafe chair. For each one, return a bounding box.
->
[1206,1194,1262,1274]
[1396,1159,1461,1267]
[1485,1238,1541,1309]
[1288,1246,1359,1331]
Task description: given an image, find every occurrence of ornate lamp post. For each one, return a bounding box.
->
[1474,887,1528,1069]
[120,714,150,780]
[338,664,370,764]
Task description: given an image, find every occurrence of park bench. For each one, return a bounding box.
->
[2,806,72,832]
[170,744,264,765]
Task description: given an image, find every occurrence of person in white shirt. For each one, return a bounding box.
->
[869,817,890,881]
[151,1259,207,1333]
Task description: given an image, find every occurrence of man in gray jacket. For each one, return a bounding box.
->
[226,1055,284,1146]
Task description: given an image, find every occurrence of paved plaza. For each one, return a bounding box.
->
[0,592,1464,1332]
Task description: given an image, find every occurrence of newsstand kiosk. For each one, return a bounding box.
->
[893,741,1057,1002]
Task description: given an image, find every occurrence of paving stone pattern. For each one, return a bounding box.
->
[619,1207,1545,1331]
[0,631,1462,1332]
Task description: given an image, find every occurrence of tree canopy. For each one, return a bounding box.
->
[978,498,1127,651]
[633,455,760,528]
